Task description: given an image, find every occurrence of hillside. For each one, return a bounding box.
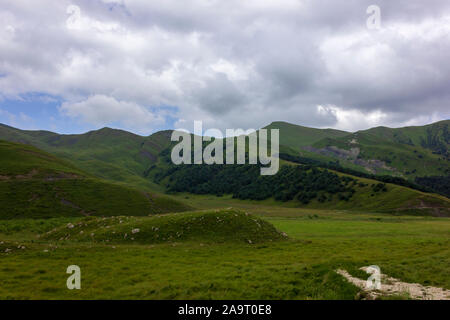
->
[0,123,173,191]
[0,121,449,200]
[148,149,450,216]
[362,120,449,156]
[299,120,450,179]
[264,121,349,150]
[0,140,190,219]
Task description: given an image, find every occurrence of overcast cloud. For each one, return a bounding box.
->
[0,0,449,134]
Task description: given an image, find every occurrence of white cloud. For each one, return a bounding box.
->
[0,0,449,133]
[59,95,164,133]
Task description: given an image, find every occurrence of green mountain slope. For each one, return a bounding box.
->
[0,120,448,200]
[362,120,449,156]
[303,121,450,179]
[264,121,349,150]
[148,149,450,216]
[0,140,190,219]
[0,124,173,191]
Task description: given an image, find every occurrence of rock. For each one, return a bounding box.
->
[67,223,74,229]
[132,228,140,234]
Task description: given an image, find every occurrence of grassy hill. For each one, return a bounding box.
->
[0,120,449,202]
[0,140,190,219]
[362,120,449,156]
[317,170,450,216]
[269,120,449,179]
[148,152,450,216]
[0,124,173,191]
[264,121,349,150]
[42,208,287,244]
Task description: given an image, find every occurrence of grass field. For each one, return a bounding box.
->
[1,205,448,300]
[0,140,191,219]
[0,132,448,300]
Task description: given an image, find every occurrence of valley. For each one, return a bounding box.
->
[0,120,449,300]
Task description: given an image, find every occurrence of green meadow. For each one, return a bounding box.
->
[1,203,449,300]
[0,125,449,300]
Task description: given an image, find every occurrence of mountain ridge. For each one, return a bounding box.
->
[0,119,448,192]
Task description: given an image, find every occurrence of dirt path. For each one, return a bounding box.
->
[336,267,450,300]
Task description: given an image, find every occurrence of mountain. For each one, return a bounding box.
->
[0,123,172,191]
[0,120,449,202]
[0,140,190,219]
[263,121,349,150]
[363,120,449,156]
[148,149,450,216]
[268,120,450,179]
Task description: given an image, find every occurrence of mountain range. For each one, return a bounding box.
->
[0,120,449,217]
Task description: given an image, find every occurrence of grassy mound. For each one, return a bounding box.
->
[41,209,288,244]
[0,140,191,219]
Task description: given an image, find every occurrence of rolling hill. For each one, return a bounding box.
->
[0,140,190,219]
[1,120,448,184]
[268,120,450,179]
[148,154,450,216]
[0,123,173,191]
[0,120,449,209]
[263,121,349,150]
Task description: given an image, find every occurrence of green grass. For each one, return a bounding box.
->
[0,123,448,300]
[0,206,448,300]
[0,125,170,191]
[316,171,450,216]
[165,170,450,217]
[0,140,87,178]
[0,140,191,219]
[0,179,190,219]
[308,121,449,179]
[2,120,448,187]
[264,121,349,151]
[42,209,287,244]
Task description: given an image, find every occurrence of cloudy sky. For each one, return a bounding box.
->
[0,0,449,135]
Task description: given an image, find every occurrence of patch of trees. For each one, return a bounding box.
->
[421,124,449,158]
[415,176,450,198]
[161,164,357,204]
[278,153,439,195]
[149,147,448,199]
[372,183,387,193]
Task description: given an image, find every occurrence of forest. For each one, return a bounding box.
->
[155,162,367,204]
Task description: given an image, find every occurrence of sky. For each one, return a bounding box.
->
[0,0,449,135]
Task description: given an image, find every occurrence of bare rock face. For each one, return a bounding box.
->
[303,145,394,174]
